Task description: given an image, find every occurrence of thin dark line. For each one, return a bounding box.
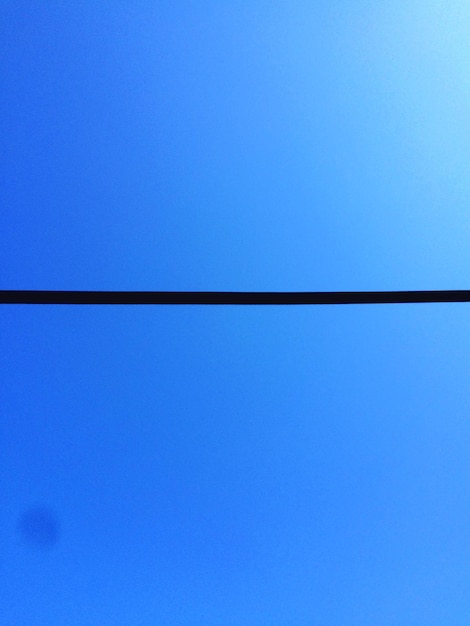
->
[1,290,470,305]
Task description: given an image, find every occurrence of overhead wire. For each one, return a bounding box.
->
[1,289,470,305]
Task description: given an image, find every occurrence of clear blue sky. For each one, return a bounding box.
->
[2,2,470,624]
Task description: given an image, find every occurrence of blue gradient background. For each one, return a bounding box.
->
[2,2,470,624]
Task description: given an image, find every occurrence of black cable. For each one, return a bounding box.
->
[1,289,470,305]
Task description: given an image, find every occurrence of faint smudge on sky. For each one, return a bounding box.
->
[17,506,60,549]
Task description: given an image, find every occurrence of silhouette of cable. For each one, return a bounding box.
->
[1,290,470,305]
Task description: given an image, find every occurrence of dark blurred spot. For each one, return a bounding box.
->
[17,506,60,549]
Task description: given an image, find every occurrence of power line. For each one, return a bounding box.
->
[1,290,470,305]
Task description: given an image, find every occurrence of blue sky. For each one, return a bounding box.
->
[2,2,470,624]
